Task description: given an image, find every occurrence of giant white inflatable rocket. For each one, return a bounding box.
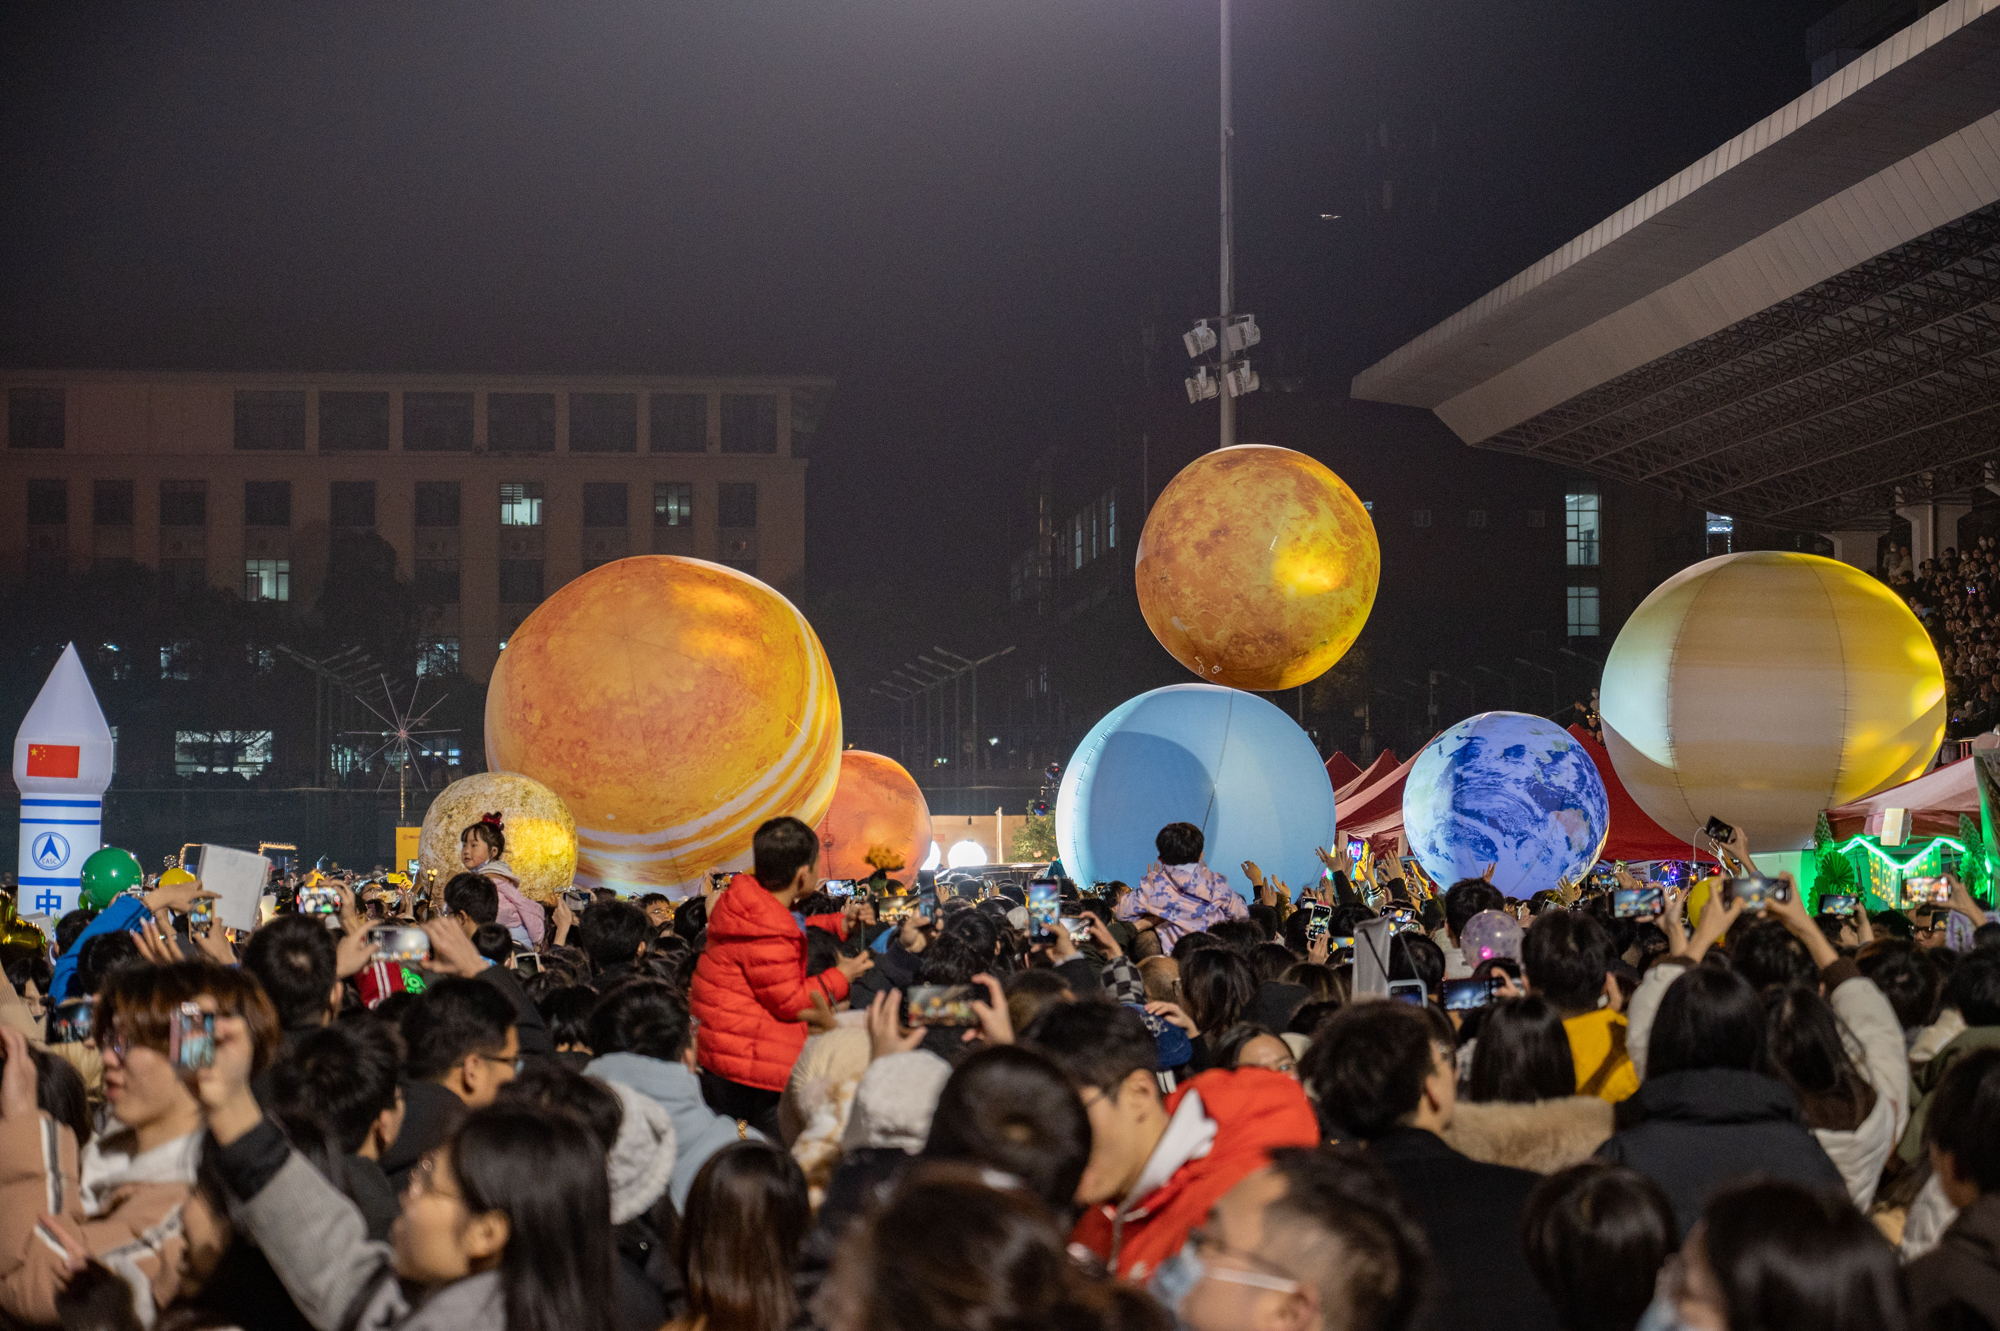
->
[13,645,114,916]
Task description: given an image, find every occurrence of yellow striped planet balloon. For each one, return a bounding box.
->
[1601,551,1945,852]
[485,556,843,894]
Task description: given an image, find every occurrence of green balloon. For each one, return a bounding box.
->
[80,847,144,910]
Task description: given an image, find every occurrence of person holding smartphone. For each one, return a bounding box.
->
[1114,823,1249,951]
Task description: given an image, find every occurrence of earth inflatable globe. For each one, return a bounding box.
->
[815,752,933,884]
[1402,712,1609,897]
[1135,445,1378,692]
[485,556,843,894]
[1056,684,1336,895]
[1601,551,1944,851]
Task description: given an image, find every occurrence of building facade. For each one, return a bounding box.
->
[1,370,833,681]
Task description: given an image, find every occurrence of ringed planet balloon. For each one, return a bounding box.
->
[485,556,842,894]
[1136,445,1379,691]
[815,752,933,883]
[1056,684,1336,895]
[419,771,578,906]
[1600,552,1946,851]
[79,847,143,910]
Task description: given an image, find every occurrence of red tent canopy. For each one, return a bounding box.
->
[1338,750,1419,841]
[1566,725,1714,864]
[1324,751,1362,792]
[1826,755,1978,840]
[1336,748,1400,803]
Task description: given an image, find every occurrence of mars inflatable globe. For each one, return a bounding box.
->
[485,557,843,893]
[1055,684,1336,894]
[1600,552,1945,851]
[1136,445,1378,691]
[418,771,577,905]
[1402,712,1609,896]
[815,751,933,883]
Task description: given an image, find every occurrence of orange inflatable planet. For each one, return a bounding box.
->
[815,751,933,883]
[1136,445,1379,691]
[485,556,843,893]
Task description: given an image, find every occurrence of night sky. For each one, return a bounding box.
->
[2,0,1824,662]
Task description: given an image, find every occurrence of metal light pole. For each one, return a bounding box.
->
[1218,0,1235,451]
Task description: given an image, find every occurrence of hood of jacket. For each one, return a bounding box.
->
[841,1051,952,1154]
[80,1126,201,1219]
[606,1081,678,1224]
[589,1051,705,1113]
[1625,1068,1803,1127]
[1440,1096,1614,1174]
[704,876,801,946]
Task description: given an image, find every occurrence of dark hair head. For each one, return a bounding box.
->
[99,959,281,1074]
[1003,968,1074,1037]
[451,1103,617,1331]
[1730,920,1817,991]
[461,817,507,859]
[1522,911,1619,1013]
[940,908,1001,965]
[676,1141,811,1331]
[1925,1047,2000,1193]
[536,985,599,1051]
[1300,1002,1443,1141]
[1390,931,1446,997]
[495,1061,624,1157]
[1282,962,1344,1003]
[0,944,51,1001]
[1264,1146,1432,1331]
[803,925,842,977]
[1856,939,1941,1029]
[1522,1162,1678,1331]
[443,873,501,925]
[1761,983,1875,1132]
[1646,966,1765,1079]
[1209,919,1266,956]
[1699,1180,1908,1331]
[74,931,142,999]
[1182,946,1257,1035]
[1211,1022,1288,1072]
[1021,1002,1156,1097]
[587,979,692,1063]
[1155,822,1204,866]
[472,922,515,964]
[1467,996,1578,1103]
[575,900,650,972]
[922,1045,1091,1216]
[673,893,709,942]
[266,1019,405,1154]
[1948,949,2000,1027]
[241,913,338,1031]
[1171,930,1222,964]
[7,1044,87,1146]
[1250,942,1297,985]
[913,935,985,988]
[1445,879,1507,939]
[401,976,517,1081]
[752,816,819,890]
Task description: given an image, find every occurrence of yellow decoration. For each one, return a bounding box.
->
[485,556,843,893]
[818,754,933,882]
[1601,552,1946,852]
[1135,445,1379,691]
[158,867,198,889]
[419,772,578,905]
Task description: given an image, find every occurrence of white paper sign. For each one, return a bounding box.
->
[197,845,271,933]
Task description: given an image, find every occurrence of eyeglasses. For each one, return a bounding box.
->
[477,1052,524,1074]
[407,1153,463,1203]
[1188,1228,1304,1295]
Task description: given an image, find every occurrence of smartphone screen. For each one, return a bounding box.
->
[1902,877,1950,909]
[1028,880,1060,940]
[904,984,983,1027]
[1304,902,1332,943]
[1818,893,1859,917]
[1440,977,1499,1011]
[822,880,855,898]
[1612,886,1663,919]
[1387,979,1428,1007]
[1722,876,1787,911]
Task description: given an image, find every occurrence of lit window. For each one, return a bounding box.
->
[1565,492,1600,566]
[175,730,273,777]
[1107,492,1117,549]
[160,641,192,681]
[243,559,290,602]
[500,482,544,527]
[1567,585,1600,638]
[654,482,693,527]
[1072,518,1083,570]
[1706,511,1735,555]
[417,638,461,676]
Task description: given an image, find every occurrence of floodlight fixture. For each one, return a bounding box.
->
[1224,361,1259,398]
[1222,314,1261,355]
[1183,319,1218,359]
[1186,366,1220,403]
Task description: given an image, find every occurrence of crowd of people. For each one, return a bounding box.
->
[0,809,1991,1330]
[1886,537,2000,735]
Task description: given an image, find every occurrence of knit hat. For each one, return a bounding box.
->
[840,1051,953,1154]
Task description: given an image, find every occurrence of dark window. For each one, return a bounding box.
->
[582,482,628,527]
[93,480,134,526]
[649,393,707,452]
[160,559,206,595]
[234,391,306,451]
[26,480,66,524]
[488,393,555,453]
[318,391,390,451]
[720,395,777,454]
[8,387,63,450]
[330,480,376,528]
[654,482,693,527]
[720,557,758,576]
[160,480,207,526]
[415,481,461,527]
[498,559,544,604]
[718,481,757,528]
[404,392,474,452]
[244,480,291,527]
[569,393,637,453]
[416,560,461,605]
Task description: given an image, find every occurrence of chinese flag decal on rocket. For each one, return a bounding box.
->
[25,745,79,779]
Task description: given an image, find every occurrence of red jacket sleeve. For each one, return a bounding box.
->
[803,912,850,941]
[745,934,850,1021]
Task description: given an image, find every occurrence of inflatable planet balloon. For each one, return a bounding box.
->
[79,846,143,910]
[419,771,578,906]
[1056,684,1336,895]
[158,866,198,890]
[1403,712,1609,896]
[1136,445,1378,691]
[815,752,933,884]
[485,556,842,894]
[1601,552,1945,851]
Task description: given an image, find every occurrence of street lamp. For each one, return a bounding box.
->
[1182,0,1259,446]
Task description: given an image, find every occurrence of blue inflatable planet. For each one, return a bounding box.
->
[1402,711,1609,896]
[1056,684,1336,896]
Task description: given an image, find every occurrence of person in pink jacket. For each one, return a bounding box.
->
[460,814,546,948]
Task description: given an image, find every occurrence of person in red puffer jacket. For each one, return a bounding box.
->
[692,816,873,1136]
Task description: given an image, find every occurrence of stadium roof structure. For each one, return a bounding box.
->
[1352,0,2000,534]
